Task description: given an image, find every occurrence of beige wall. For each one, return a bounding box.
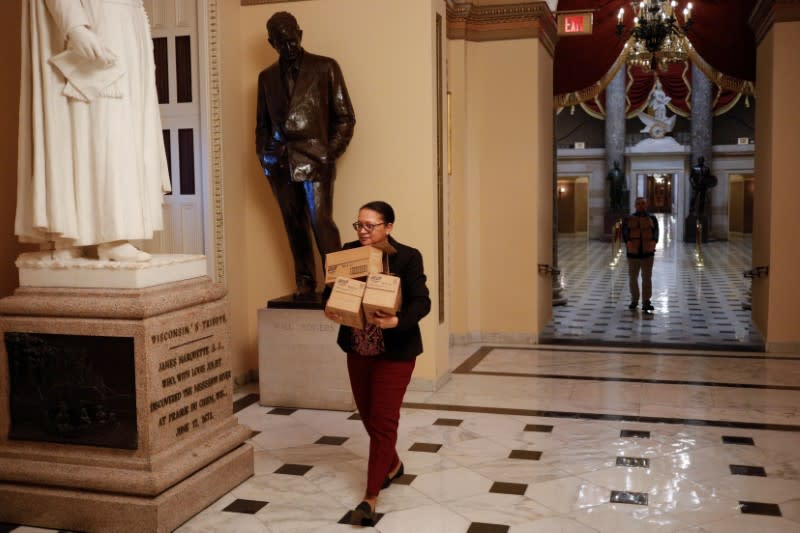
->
[0,2,28,298]
[753,20,800,351]
[447,38,469,339]
[450,37,553,340]
[227,0,450,385]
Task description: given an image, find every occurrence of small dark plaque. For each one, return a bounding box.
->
[610,490,649,506]
[730,464,767,477]
[616,456,650,468]
[620,429,650,439]
[5,332,137,449]
[739,501,782,516]
[722,435,755,445]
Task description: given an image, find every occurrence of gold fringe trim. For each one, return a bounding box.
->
[687,48,755,97]
[554,41,630,109]
[556,42,756,110]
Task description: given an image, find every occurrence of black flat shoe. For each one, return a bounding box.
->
[349,501,376,526]
[381,462,404,489]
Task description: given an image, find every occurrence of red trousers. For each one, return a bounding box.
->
[346,353,415,498]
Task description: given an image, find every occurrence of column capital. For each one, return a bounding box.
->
[750,0,800,45]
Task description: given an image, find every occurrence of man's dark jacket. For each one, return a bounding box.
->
[335,236,431,360]
[256,51,356,182]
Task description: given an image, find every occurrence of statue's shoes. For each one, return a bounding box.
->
[97,242,152,262]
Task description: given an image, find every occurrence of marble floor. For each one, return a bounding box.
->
[5,341,800,533]
[6,223,799,532]
[541,214,764,350]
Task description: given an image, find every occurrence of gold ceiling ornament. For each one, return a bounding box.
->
[616,0,694,71]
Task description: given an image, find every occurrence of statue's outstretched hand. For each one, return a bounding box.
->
[67,26,116,66]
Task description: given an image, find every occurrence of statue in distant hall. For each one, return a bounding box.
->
[607,160,626,212]
[255,11,356,296]
[637,78,676,139]
[689,156,718,217]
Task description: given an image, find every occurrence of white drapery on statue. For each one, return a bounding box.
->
[16,0,171,249]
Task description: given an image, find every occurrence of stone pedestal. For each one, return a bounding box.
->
[259,295,355,411]
[0,275,254,532]
[684,215,710,243]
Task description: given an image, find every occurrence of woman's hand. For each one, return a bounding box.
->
[371,310,398,329]
[67,25,116,66]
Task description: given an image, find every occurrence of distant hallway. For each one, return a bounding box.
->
[542,214,763,351]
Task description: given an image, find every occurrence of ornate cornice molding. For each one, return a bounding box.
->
[446,1,557,55]
[750,0,800,46]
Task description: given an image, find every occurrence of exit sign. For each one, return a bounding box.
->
[557,12,593,36]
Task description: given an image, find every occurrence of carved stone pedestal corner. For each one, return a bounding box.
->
[0,276,254,533]
[258,295,355,411]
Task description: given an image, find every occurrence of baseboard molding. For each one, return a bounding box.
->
[765,341,800,354]
[450,331,540,346]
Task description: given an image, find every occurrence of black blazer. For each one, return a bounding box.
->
[256,51,356,183]
[335,236,431,360]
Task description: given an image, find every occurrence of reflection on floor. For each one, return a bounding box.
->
[6,343,800,532]
[541,214,763,350]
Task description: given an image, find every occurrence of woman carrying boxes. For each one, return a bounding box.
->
[323,200,431,526]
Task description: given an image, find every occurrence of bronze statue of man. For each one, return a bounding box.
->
[689,156,717,217]
[256,11,356,296]
[607,160,626,212]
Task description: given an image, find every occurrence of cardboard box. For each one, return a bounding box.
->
[362,273,402,322]
[325,246,385,284]
[325,276,366,329]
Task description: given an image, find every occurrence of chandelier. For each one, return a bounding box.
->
[616,1,694,71]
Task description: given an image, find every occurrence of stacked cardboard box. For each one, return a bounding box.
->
[324,246,384,284]
[324,247,402,330]
[325,277,367,329]
[362,273,402,321]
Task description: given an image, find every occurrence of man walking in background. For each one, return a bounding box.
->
[622,197,659,314]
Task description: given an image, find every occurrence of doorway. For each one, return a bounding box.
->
[729,174,754,235]
[647,173,673,213]
[557,177,588,235]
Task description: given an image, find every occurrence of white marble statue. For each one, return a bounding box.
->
[637,78,676,139]
[16,0,171,262]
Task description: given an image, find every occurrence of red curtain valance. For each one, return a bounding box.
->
[578,62,747,119]
[554,0,756,107]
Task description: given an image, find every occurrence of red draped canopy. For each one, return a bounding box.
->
[554,0,757,111]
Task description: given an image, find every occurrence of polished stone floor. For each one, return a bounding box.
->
[7,222,799,532]
[6,341,800,532]
[541,214,763,350]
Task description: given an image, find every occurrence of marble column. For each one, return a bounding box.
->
[690,63,713,168]
[604,66,627,240]
[686,62,713,242]
[605,66,627,193]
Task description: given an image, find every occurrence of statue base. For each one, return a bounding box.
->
[258,293,355,411]
[0,276,254,532]
[684,215,710,243]
[16,251,207,289]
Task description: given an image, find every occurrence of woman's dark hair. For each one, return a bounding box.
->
[360,201,395,224]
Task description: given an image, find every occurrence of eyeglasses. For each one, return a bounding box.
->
[352,222,385,232]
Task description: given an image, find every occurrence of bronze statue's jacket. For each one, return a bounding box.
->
[256,51,356,183]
